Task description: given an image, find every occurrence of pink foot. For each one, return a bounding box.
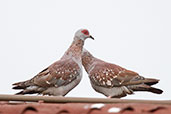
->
[38,100,44,103]
[107,96,112,98]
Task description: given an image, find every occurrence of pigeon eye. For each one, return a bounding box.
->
[81,30,89,35]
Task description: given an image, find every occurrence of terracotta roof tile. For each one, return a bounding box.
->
[0,102,171,114]
[0,95,170,114]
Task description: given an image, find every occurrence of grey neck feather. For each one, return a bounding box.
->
[61,37,85,61]
[82,50,96,73]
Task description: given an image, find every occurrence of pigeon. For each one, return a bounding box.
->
[82,49,163,98]
[12,29,94,96]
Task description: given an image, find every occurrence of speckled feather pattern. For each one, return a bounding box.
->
[88,61,140,88]
[82,49,163,98]
[12,29,91,96]
[33,59,80,88]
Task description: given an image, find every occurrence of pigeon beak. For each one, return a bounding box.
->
[89,35,94,40]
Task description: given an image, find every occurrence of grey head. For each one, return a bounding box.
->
[74,29,94,41]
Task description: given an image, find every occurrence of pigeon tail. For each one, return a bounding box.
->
[12,80,32,89]
[143,78,159,86]
[130,84,163,94]
[15,90,37,95]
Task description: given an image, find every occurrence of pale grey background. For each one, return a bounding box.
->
[0,0,170,100]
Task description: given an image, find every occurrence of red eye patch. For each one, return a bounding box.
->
[81,29,89,35]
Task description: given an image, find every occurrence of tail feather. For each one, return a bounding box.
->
[148,86,163,94]
[14,85,45,95]
[15,89,39,95]
[129,84,163,94]
[12,80,43,95]
[144,78,159,86]
[12,80,32,90]
[12,82,27,89]
[124,78,160,86]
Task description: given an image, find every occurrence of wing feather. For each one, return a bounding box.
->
[33,59,80,87]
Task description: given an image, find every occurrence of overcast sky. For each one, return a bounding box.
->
[0,0,171,100]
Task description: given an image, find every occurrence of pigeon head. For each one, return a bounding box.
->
[74,29,94,41]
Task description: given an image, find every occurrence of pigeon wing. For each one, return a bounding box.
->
[33,59,80,88]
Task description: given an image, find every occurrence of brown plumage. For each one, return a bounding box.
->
[12,29,94,96]
[82,49,163,98]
